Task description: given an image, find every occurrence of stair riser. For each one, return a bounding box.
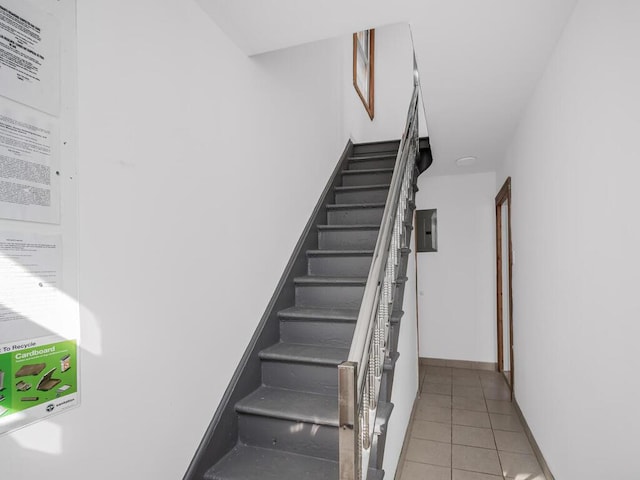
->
[380,369,393,404]
[347,158,396,170]
[393,282,406,313]
[370,429,387,470]
[387,320,401,355]
[295,284,364,309]
[280,321,356,348]
[335,188,390,204]
[327,207,384,225]
[369,434,382,469]
[352,142,399,156]
[262,362,339,396]
[308,255,373,276]
[238,414,338,460]
[263,361,393,398]
[342,171,393,186]
[318,229,379,250]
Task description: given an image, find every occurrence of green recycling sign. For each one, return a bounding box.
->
[0,336,79,433]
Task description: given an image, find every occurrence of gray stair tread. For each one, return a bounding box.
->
[354,139,399,147]
[342,168,394,174]
[236,386,394,430]
[295,274,406,286]
[334,183,390,191]
[307,249,374,256]
[294,275,367,285]
[326,202,386,210]
[260,342,348,365]
[236,386,338,426]
[205,445,384,480]
[317,224,380,230]
[278,306,404,323]
[279,306,360,321]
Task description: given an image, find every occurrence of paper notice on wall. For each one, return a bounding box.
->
[0,97,60,223]
[0,0,60,115]
[0,231,64,337]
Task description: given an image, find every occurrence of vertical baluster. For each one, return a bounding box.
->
[377,301,385,375]
[357,409,363,477]
[384,262,393,357]
[369,354,376,411]
[391,230,397,271]
[384,261,392,305]
[362,377,370,450]
[396,214,401,268]
[374,308,382,376]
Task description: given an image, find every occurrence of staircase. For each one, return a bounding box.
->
[185,139,428,480]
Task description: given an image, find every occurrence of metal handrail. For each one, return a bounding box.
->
[339,77,421,479]
[349,88,418,375]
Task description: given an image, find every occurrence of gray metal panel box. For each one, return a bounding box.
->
[416,209,437,252]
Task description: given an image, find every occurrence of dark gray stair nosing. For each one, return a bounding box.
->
[259,342,348,366]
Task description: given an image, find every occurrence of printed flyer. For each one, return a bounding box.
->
[0,335,79,434]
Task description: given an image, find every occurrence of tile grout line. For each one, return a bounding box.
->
[450,370,453,480]
[485,378,507,480]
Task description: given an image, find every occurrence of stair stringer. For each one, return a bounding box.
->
[182,140,355,480]
[367,191,418,471]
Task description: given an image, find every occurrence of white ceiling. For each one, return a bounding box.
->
[196,0,578,175]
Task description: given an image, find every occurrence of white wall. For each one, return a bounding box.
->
[498,1,640,478]
[0,0,348,478]
[415,172,497,362]
[382,213,419,477]
[343,23,418,144]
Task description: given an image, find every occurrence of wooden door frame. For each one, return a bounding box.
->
[495,177,514,396]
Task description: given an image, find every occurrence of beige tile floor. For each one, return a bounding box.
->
[398,365,546,480]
